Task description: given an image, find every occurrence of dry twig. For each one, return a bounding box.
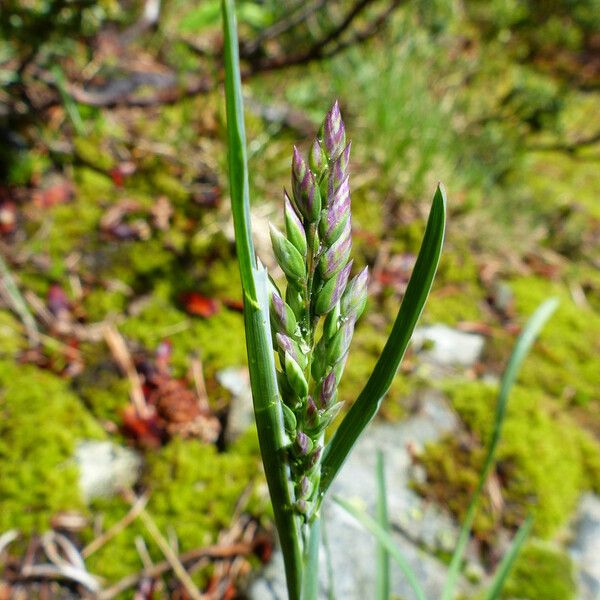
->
[82,493,149,558]
[102,324,149,417]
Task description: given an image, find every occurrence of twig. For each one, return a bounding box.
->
[253,0,381,72]
[20,563,101,593]
[321,0,403,59]
[102,324,149,417]
[190,354,209,412]
[0,253,39,347]
[527,129,600,154]
[41,531,86,571]
[24,290,106,342]
[98,538,251,599]
[122,489,204,600]
[0,530,19,556]
[134,536,154,571]
[19,531,101,593]
[241,0,328,56]
[82,493,149,558]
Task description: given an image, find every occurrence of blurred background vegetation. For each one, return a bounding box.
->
[0,0,599,598]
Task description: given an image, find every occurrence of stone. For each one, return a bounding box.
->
[217,366,254,442]
[412,325,485,368]
[569,493,600,600]
[75,441,141,502]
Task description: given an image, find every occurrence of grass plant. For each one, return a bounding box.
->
[222,1,444,597]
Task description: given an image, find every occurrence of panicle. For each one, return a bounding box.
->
[267,101,369,521]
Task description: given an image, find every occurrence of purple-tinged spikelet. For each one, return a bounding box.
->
[292,147,321,222]
[314,260,353,315]
[322,100,346,160]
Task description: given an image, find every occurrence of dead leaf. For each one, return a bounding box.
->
[180,292,220,318]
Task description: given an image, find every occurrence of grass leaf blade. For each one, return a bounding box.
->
[320,184,446,498]
[441,298,558,600]
[484,516,533,600]
[375,450,390,600]
[222,2,303,597]
[333,496,428,600]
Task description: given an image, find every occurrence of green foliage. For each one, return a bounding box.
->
[500,541,576,600]
[0,360,105,533]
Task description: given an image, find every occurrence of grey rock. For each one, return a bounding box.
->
[570,493,600,600]
[218,367,254,442]
[248,393,467,600]
[412,325,485,368]
[75,441,141,502]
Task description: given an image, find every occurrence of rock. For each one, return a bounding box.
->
[75,441,141,502]
[248,393,470,600]
[570,493,600,600]
[412,325,485,368]
[217,367,254,442]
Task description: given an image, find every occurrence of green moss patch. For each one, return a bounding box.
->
[86,431,264,583]
[500,540,576,600]
[0,361,105,533]
[510,276,600,411]
[418,381,600,538]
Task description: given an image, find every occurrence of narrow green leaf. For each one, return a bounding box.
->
[333,496,428,600]
[375,451,390,600]
[484,516,533,600]
[51,65,85,136]
[441,298,558,600]
[320,184,447,499]
[222,0,256,300]
[221,2,303,598]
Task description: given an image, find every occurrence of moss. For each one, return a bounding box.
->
[419,381,600,538]
[500,540,576,600]
[0,361,105,533]
[74,137,116,172]
[151,171,190,204]
[75,166,115,195]
[423,250,486,326]
[86,430,264,584]
[82,288,128,322]
[30,180,105,262]
[510,276,600,411]
[0,310,26,357]
[77,367,130,424]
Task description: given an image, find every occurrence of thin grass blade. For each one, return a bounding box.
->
[51,65,85,136]
[375,450,390,600]
[320,185,446,499]
[333,496,428,600]
[222,2,303,597]
[441,298,558,600]
[484,515,533,600]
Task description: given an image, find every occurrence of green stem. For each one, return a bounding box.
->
[304,222,318,348]
[301,516,321,600]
